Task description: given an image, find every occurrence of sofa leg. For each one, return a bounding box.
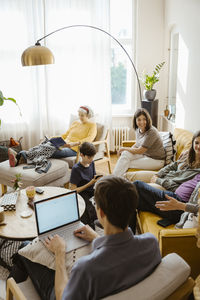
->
[107,160,112,174]
[1,184,7,195]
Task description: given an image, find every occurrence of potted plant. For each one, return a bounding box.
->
[140,62,165,101]
[11,173,23,192]
[0,90,21,126]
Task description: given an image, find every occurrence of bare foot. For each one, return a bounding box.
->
[8,148,17,167]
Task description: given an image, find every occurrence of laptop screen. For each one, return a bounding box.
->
[34,191,80,235]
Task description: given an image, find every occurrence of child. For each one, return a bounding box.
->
[70,142,102,228]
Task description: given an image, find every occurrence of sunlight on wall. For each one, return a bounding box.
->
[175,91,185,128]
[177,34,189,94]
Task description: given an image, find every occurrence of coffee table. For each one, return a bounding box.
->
[0,186,85,240]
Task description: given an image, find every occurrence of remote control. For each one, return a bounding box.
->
[35,187,44,194]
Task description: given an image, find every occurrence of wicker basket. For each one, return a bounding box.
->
[0,137,23,163]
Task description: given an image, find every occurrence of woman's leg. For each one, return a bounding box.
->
[134,180,183,223]
[129,156,165,170]
[51,148,77,158]
[113,151,144,177]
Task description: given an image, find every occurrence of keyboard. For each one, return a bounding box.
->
[0,192,19,211]
[40,221,89,253]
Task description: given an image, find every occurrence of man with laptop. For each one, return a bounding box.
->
[10,175,161,300]
[34,190,89,253]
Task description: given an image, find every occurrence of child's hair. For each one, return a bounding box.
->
[80,142,97,157]
[133,108,152,131]
[94,175,138,230]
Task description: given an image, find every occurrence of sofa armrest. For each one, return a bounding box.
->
[158,228,200,279]
[159,228,197,238]
[6,277,27,300]
[122,140,136,147]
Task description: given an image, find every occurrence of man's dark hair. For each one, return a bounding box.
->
[80,142,97,157]
[94,175,138,230]
[133,108,152,131]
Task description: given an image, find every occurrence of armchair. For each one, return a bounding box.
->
[62,123,111,174]
[6,253,194,300]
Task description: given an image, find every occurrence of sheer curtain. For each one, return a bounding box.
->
[0,0,111,148]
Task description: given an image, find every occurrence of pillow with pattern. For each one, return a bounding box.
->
[159,132,176,165]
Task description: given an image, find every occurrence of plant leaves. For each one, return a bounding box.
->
[140,62,165,90]
[0,90,4,106]
[6,97,17,103]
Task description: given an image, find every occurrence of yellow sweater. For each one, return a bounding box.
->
[62,121,97,152]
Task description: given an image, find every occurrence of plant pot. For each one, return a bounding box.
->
[143,89,156,101]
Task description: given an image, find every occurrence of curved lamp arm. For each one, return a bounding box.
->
[22,24,142,102]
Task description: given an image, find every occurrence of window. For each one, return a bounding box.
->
[110,0,135,115]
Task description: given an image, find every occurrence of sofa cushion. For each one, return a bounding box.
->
[173,128,193,159]
[0,159,69,188]
[61,156,76,168]
[103,253,191,300]
[138,211,174,239]
[18,277,41,300]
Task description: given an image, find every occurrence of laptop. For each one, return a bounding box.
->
[34,191,89,253]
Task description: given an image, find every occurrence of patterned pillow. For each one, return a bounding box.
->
[18,226,104,274]
[159,132,176,165]
[18,237,92,275]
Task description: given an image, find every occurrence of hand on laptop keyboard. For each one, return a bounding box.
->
[74,224,99,242]
[44,234,66,254]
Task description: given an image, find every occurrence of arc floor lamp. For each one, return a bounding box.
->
[21,24,142,102]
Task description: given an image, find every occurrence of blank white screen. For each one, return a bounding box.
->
[36,193,79,234]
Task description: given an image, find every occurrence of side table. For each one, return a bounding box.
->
[0,186,85,240]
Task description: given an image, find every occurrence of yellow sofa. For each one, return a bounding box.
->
[124,128,200,279]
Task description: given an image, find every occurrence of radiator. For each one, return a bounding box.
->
[112,127,130,151]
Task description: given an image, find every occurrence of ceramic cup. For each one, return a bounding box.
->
[0,207,5,223]
[26,186,36,201]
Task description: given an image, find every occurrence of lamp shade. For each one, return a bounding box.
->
[21,44,55,66]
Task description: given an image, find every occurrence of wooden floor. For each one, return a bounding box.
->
[95,153,118,175]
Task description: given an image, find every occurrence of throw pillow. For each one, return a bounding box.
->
[18,237,92,275]
[159,132,176,165]
[18,226,104,274]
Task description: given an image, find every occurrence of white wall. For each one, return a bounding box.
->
[112,0,166,133]
[136,0,166,121]
[164,0,200,132]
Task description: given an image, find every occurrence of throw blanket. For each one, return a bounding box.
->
[25,137,56,173]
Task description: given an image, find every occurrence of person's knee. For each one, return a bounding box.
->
[133,180,143,187]
[121,151,133,160]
